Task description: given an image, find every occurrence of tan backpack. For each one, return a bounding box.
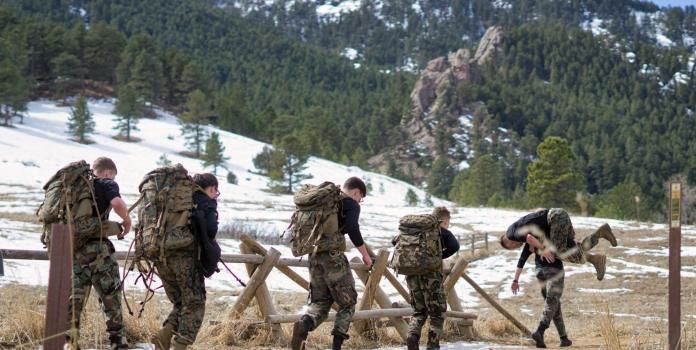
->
[288,181,345,257]
[390,214,442,275]
[36,160,102,250]
[133,164,196,266]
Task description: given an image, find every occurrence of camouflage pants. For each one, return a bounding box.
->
[304,251,357,337]
[547,208,600,264]
[156,253,206,345]
[536,267,566,338]
[406,271,447,348]
[68,240,125,346]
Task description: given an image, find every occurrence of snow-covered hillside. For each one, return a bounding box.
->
[0,99,685,316]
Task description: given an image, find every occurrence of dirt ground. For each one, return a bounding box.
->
[1,227,695,349]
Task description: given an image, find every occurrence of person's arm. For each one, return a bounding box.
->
[356,244,372,268]
[441,229,460,259]
[527,233,554,262]
[342,199,365,247]
[110,197,131,237]
[511,267,523,295]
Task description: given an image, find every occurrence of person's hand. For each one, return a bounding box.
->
[540,249,555,263]
[119,217,132,238]
[511,280,520,295]
[362,253,373,269]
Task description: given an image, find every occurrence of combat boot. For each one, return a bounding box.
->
[596,223,617,246]
[331,332,348,350]
[560,335,572,347]
[426,330,440,350]
[406,334,419,350]
[109,335,128,350]
[531,323,547,348]
[172,340,188,350]
[291,315,313,350]
[586,253,606,281]
[151,323,175,350]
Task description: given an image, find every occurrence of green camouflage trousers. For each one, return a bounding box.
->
[548,208,601,263]
[68,240,126,346]
[406,271,447,348]
[304,251,357,337]
[536,267,566,338]
[156,252,206,345]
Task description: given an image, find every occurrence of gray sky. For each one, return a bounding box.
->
[651,0,696,8]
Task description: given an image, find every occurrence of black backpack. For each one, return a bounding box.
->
[190,201,220,278]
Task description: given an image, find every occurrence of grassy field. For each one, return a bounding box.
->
[2,226,695,349]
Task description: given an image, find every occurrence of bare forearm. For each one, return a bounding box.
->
[514,267,523,281]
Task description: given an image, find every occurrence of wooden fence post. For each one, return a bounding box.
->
[470,234,475,254]
[365,245,410,302]
[485,232,489,250]
[351,257,409,341]
[229,248,281,318]
[460,272,531,336]
[442,258,473,338]
[239,243,284,340]
[240,234,310,290]
[44,224,73,350]
[353,249,389,334]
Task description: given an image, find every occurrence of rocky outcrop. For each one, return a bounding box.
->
[369,26,504,181]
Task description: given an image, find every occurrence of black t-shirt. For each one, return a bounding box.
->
[440,228,459,259]
[517,243,564,270]
[506,209,550,242]
[339,197,364,247]
[93,178,121,219]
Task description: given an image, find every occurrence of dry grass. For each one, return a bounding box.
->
[595,301,623,350]
[0,285,45,349]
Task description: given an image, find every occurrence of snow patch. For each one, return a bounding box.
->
[341,47,359,60]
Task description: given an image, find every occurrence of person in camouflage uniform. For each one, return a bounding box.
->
[151,173,219,350]
[506,208,617,348]
[500,208,617,280]
[404,207,459,350]
[68,157,132,350]
[291,177,373,350]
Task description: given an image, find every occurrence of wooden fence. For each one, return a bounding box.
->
[1,227,531,348]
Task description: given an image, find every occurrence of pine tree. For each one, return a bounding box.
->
[405,188,419,206]
[157,154,172,166]
[202,132,229,175]
[113,84,142,141]
[527,136,584,209]
[276,134,312,193]
[68,95,95,143]
[450,155,504,206]
[427,156,456,199]
[180,89,210,158]
[84,23,126,83]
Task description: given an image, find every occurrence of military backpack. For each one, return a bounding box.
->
[133,164,196,266]
[36,160,103,250]
[288,181,345,257]
[390,214,442,275]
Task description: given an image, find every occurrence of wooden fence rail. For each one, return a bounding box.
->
[2,229,536,347]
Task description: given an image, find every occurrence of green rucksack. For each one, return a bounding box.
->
[133,164,196,266]
[390,214,442,275]
[288,181,345,257]
[36,160,102,250]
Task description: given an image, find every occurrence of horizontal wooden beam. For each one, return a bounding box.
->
[266,308,477,324]
[0,249,454,273]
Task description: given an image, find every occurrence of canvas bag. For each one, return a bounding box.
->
[36,160,102,250]
[390,214,442,275]
[134,164,196,264]
[288,181,345,257]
